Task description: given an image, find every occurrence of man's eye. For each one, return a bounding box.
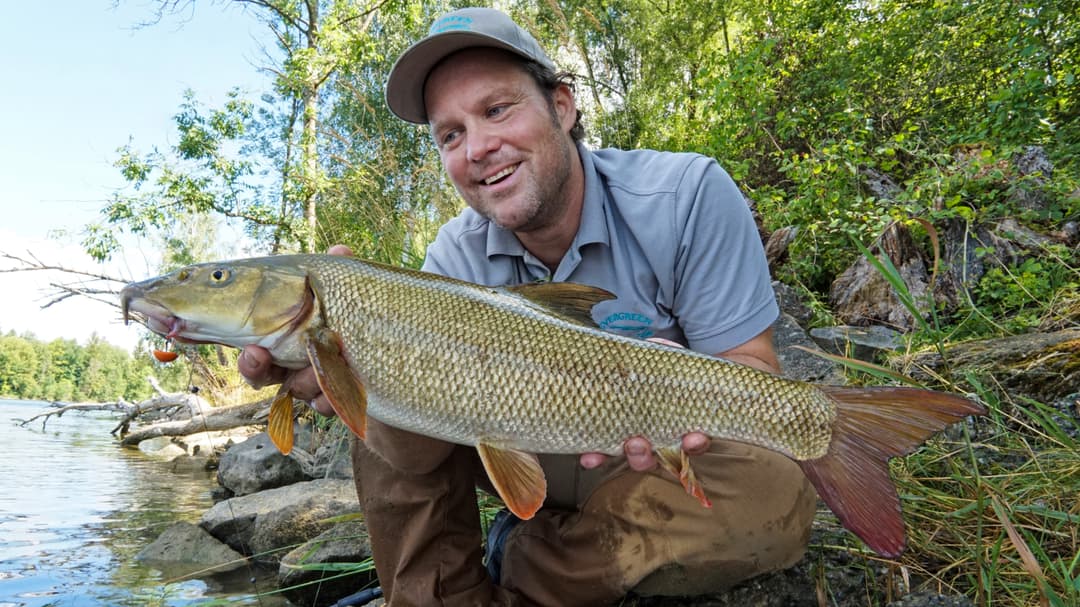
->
[441,130,459,146]
[487,105,507,118]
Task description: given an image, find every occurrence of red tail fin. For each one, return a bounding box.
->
[798,386,984,557]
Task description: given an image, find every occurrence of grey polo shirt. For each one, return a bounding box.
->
[422,144,778,357]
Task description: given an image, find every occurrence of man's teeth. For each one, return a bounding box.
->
[484,165,517,185]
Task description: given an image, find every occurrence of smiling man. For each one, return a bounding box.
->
[240,7,815,606]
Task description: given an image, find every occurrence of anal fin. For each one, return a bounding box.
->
[306,328,368,440]
[476,442,547,520]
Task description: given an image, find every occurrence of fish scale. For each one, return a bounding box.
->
[120,253,985,557]
[299,255,836,458]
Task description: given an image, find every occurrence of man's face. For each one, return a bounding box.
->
[424,49,578,233]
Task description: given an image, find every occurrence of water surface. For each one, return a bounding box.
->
[0,399,288,606]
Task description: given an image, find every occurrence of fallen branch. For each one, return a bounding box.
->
[117,400,270,447]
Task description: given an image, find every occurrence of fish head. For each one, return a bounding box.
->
[120,258,315,367]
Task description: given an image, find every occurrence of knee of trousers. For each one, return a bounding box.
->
[502,442,817,597]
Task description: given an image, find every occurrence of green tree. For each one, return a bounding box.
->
[0,335,41,398]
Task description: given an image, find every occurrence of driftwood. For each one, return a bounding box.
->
[117,400,270,447]
[17,375,274,447]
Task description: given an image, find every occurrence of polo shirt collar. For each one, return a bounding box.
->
[484,142,611,261]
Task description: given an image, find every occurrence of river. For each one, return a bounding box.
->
[0,399,290,606]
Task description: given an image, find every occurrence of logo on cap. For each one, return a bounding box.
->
[430,15,474,34]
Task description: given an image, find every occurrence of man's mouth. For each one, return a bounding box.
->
[483,164,518,185]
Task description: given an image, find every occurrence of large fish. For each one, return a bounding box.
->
[120,254,984,557]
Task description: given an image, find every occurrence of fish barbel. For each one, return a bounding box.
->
[120,254,984,557]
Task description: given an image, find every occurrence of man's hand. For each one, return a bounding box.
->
[578,336,710,471]
[580,432,710,471]
[237,244,353,418]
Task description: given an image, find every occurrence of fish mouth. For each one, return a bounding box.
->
[121,292,195,342]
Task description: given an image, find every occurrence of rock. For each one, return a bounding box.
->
[200,478,361,564]
[894,328,1080,404]
[860,166,902,200]
[830,223,931,331]
[308,435,355,480]
[1010,145,1054,212]
[886,591,975,607]
[168,454,215,473]
[139,438,189,459]
[774,313,845,384]
[278,519,378,607]
[935,219,1022,313]
[217,431,311,496]
[810,325,902,362]
[772,281,815,328]
[136,520,246,576]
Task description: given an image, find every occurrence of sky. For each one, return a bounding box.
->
[1,2,274,351]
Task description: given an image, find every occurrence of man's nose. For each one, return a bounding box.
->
[466,126,500,162]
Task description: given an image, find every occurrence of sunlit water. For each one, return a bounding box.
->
[0,399,289,606]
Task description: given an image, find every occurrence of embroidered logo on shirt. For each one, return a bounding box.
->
[598,311,654,339]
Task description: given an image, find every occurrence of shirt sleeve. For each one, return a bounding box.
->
[671,158,778,355]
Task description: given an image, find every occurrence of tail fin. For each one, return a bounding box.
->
[798,386,984,557]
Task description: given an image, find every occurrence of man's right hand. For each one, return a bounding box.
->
[237,244,354,418]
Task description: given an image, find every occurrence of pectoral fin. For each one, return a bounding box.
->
[476,442,547,520]
[267,388,295,455]
[656,446,712,508]
[306,328,368,440]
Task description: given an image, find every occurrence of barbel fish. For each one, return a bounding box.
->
[120,254,984,557]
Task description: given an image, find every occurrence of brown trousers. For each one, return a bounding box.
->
[351,424,816,607]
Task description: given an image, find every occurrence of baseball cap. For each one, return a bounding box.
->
[385,7,556,124]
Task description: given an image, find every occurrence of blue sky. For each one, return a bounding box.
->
[1,2,273,350]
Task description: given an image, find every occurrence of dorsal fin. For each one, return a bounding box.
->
[504,282,616,326]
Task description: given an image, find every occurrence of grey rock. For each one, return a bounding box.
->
[810,324,902,362]
[136,520,246,576]
[772,281,815,328]
[886,591,975,607]
[278,519,377,607]
[774,313,845,384]
[200,478,361,563]
[312,435,355,480]
[217,431,310,496]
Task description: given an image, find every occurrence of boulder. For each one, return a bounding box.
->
[809,324,902,362]
[774,313,845,384]
[217,431,311,496]
[278,519,378,607]
[136,520,246,576]
[307,434,355,480]
[200,478,361,563]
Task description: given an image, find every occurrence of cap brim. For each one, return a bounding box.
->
[386,32,542,124]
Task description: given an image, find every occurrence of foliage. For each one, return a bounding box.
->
[0,330,188,402]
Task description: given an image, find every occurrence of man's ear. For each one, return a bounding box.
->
[552,83,577,133]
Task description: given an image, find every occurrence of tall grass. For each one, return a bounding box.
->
[836,224,1080,606]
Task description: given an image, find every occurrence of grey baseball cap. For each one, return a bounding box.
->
[385,7,556,124]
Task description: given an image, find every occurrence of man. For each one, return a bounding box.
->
[241,7,816,606]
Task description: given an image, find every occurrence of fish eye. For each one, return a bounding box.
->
[210,268,232,283]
